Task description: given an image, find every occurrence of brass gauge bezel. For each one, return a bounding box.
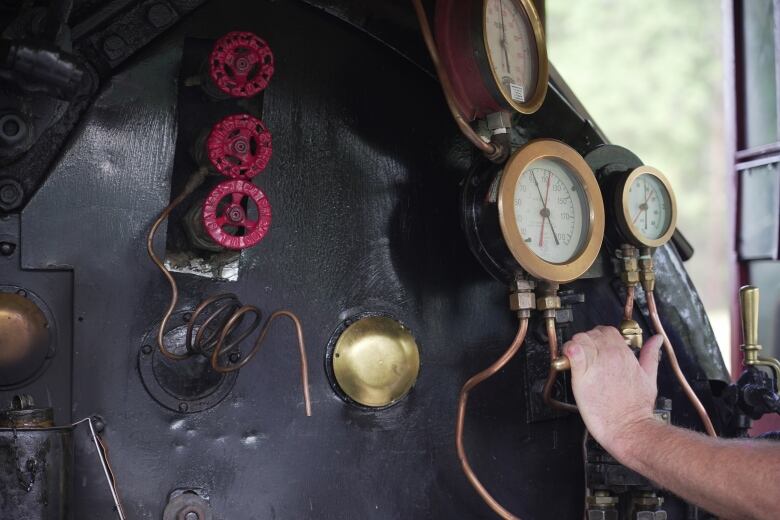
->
[481,0,549,114]
[619,166,677,248]
[497,139,605,283]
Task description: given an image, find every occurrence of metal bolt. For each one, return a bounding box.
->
[0,179,23,211]
[16,289,26,297]
[178,402,189,413]
[184,512,200,520]
[0,242,15,256]
[141,344,153,355]
[91,415,106,433]
[147,3,175,28]
[229,352,241,363]
[0,114,27,146]
[102,35,127,61]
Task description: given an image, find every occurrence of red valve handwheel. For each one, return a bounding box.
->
[209,31,274,98]
[202,180,272,250]
[207,114,272,179]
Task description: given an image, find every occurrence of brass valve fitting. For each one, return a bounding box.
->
[618,244,640,287]
[638,248,656,292]
[739,286,780,391]
[535,281,561,319]
[509,279,536,319]
[619,318,643,350]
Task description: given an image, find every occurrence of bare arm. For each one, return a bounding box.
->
[563,326,780,520]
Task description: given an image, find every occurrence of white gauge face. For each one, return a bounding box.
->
[626,173,673,240]
[484,0,538,105]
[513,158,590,264]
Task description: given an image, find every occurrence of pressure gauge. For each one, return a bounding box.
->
[498,140,605,282]
[615,166,677,248]
[435,0,548,118]
[462,140,605,284]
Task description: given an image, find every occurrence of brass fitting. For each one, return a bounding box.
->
[739,286,780,391]
[638,248,656,292]
[535,281,561,319]
[619,318,643,350]
[618,244,640,287]
[509,279,536,319]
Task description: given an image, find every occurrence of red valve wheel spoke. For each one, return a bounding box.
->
[209,31,274,98]
[207,114,273,179]
[202,180,272,250]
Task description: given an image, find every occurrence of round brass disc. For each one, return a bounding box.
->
[332,316,420,407]
[0,293,49,385]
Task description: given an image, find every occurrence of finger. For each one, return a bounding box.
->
[571,331,596,350]
[639,334,664,382]
[564,337,597,377]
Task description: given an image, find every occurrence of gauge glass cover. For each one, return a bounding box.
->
[513,158,590,264]
[497,139,605,283]
[626,173,673,240]
[484,0,539,107]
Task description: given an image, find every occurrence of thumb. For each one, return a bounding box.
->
[639,334,664,382]
[563,340,590,378]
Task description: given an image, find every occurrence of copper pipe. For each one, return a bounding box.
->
[410,0,500,157]
[147,168,208,361]
[212,308,312,417]
[645,290,716,437]
[624,285,635,321]
[456,320,528,520]
[146,169,312,417]
[542,317,578,413]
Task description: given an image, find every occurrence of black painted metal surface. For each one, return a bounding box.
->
[1,1,730,518]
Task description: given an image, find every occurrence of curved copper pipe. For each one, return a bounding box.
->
[456,320,528,520]
[645,290,716,437]
[147,168,208,361]
[410,0,500,157]
[542,317,578,413]
[212,308,312,417]
[624,285,635,321]
[146,169,312,417]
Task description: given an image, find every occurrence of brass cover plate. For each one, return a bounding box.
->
[481,0,549,114]
[497,139,605,283]
[0,292,49,385]
[618,165,677,248]
[332,316,420,408]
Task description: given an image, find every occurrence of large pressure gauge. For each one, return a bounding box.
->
[435,0,548,117]
[462,139,605,284]
[616,166,677,248]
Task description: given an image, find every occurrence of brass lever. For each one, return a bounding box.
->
[739,285,780,391]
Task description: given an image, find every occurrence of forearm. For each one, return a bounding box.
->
[611,419,780,520]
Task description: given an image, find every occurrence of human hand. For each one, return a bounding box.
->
[562,326,664,461]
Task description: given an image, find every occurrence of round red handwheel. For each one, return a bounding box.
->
[209,31,274,98]
[207,114,272,179]
[202,180,272,250]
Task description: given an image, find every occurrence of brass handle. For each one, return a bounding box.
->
[739,285,760,349]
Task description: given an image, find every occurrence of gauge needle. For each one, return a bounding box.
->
[498,0,511,74]
[532,173,560,247]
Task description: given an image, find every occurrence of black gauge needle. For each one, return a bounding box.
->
[498,0,511,74]
[531,173,560,246]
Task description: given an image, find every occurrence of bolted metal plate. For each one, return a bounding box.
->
[331,315,420,408]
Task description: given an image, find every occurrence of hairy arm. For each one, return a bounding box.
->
[564,326,780,520]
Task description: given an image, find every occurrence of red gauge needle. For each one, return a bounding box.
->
[539,172,552,246]
[531,172,559,247]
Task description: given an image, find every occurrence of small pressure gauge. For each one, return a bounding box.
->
[614,166,677,248]
[435,0,548,118]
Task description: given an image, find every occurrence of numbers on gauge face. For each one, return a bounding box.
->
[627,173,672,240]
[513,158,590,264]
[484,0,538,104]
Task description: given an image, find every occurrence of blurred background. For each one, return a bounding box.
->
[545,0,731,370]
